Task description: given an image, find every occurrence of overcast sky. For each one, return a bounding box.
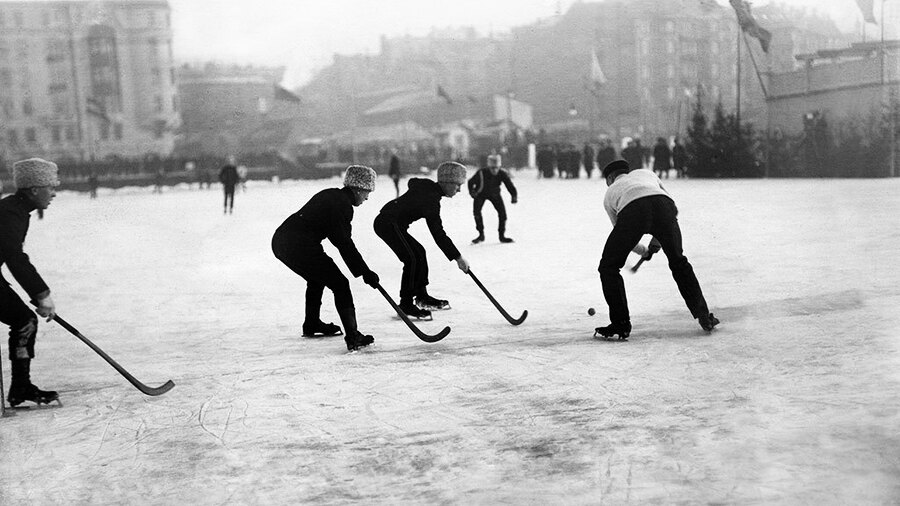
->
[168,0,874,87]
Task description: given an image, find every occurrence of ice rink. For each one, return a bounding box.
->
[1,170,899,504]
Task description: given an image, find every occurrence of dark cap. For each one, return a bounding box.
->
[602,159,630,179]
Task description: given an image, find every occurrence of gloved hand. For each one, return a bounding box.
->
[34,295,56,322]
[511,196,518,204]
[456,256,470,273]
[362,270,380,288]
[643,238,662,260]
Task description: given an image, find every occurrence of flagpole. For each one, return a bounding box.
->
[736,20,741,137]
[880,0,885,85]
[742,32,768,98]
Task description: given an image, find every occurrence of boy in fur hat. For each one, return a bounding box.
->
[0,158,61,406]
[271,165,381,351]
[373,161,470,318]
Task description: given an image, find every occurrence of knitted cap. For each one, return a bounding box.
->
[602,159,630,179]
[343,165,376,192]
[437,161,467,185]
[13,158,60,189]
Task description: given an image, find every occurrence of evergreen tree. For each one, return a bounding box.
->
[685,98,713,177]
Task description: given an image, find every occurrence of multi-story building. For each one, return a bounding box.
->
[0,0,179,163]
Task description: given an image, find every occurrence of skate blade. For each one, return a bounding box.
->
[10,399,63,410]
[393,314,434,322]
[302,331,343,338]
[416,304,451,311]
[346,344,374,354]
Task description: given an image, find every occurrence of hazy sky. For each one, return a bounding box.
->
[168,0,872,87]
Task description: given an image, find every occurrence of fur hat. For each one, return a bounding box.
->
[343,165,376,192]
[13,158,60,189]
[437,161,467,185]
[602,159,630,179]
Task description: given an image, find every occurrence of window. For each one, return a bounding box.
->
[147,11,156,27]
[16,39,28,60]
[170,67,176,85]
[0,11,5,27]
[1,98,13,119]
[153,120,166,139]
[25,127,36,143]
[172,94,177,111]
[51,125,61,143]
[0,68,11,87]
[114,122,123,140]
[0,40,9,60]
[151,67,161,84]
[99,121,110,140]
[155,95,163,112]
[7,129,17,145]
[667,87,675,100]
[65,125,75,141]
[711,63,719,78]
[22,97,33,116]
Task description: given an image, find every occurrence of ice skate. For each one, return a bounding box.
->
[7,384,60,407]
[698,313,720,332]
[302,320,342,338]
[594,320,632,341]
[344,330,374,351]
[415,294,450,311]
[499,235,514,243]
[471,233,485,244]
[399,300,432,320]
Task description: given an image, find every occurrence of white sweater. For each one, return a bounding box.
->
[603,169,670,225]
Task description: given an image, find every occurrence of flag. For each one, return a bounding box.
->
[437,84,453,104]
[728,0,772,53]
[590,48,607,86]
[86,96,110,123]
[274,83,302,103]
[855,0,876,24]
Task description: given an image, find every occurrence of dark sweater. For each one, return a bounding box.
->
[0,193,50,299]
[376,178,460,261]
[272,187,369,277]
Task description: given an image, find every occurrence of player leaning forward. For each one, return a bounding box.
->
[374,161,470,318]
[271,165,381,351]
[0,158,61,406]
[595,160,718,339]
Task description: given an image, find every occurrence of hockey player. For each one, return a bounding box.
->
[374,161,470,317]
[271,165,381,351]
[0,158,61,406]
[467,154,518,244]
[596,159,718,339]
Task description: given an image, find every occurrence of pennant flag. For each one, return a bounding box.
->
[855,0,876,24]
[86,96,110,123]
[437,84,453,104]
[729,0,772,53]
[590,48,607,86]
[274,83,302,103]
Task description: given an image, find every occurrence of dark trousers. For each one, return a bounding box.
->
[373,217,428,301]
[0,281,38,362]
[473,194,507,235]
[271,236,354,325]
[598,195,709,323]
[223,185,236,211]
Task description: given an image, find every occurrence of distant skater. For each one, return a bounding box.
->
[0,158,62,407]
[271,165,381,351]
[389,152,402,197]
[374,161,470,318]
[219,156,239,214]
[467,154,518,244]
[594,160,718,340]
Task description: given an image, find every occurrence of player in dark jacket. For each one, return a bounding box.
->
[374,161,470,317]
[271,165,380,351]
[219,156,240,214]
[467,154,518,244]
[0,158,61,406]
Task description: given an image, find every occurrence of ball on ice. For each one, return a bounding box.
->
[587,307,596,316]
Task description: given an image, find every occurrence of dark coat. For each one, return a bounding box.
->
[0,193,50,300]
[376,178,460,261]
[272,187,369,277]
[389,155,401,180]
[596,146,617,170]
[653,143,671,170]
[219,164,240,187]
[672,144,687,169]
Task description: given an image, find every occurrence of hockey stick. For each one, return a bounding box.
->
[374,284,451,343]
[0,352,6,417]
[52,315,175,396]
[467,270,528,325]
[629,256,647,273]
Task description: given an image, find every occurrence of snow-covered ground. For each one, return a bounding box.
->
[1,170,899,505]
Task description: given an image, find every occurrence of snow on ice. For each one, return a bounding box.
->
[1,171,899,504]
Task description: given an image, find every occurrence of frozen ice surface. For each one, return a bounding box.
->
[1,172,899,504]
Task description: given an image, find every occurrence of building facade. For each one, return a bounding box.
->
[0,0,179,163]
